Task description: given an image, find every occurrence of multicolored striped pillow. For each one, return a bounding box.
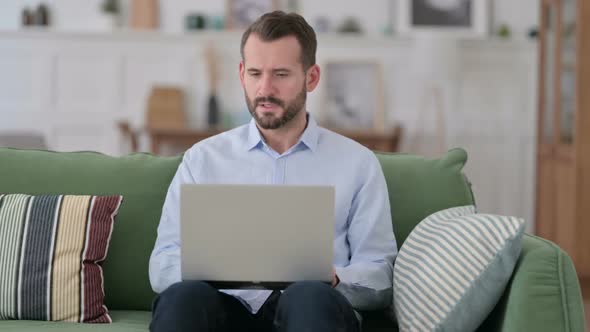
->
[0,194,123,323]
[393,206,525,332]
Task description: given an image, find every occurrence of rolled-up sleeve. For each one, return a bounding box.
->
[334,153,398,311]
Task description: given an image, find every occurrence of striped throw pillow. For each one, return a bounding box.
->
[0,194,122,323]
[393,206,524,332]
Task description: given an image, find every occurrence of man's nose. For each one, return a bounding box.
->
[257,75,275,96]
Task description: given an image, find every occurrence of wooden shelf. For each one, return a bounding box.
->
[119,124,403,156]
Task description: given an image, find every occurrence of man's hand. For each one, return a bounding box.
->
[332,267,340,287]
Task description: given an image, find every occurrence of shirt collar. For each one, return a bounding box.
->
[299,114,319,152]
[245,118,263,151]
[244,113,320,152]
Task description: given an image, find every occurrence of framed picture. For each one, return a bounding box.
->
[226,0,280,30]
[321,61,385,133]
[397,0,489,37]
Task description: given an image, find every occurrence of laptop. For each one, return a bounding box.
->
[180,184,335,289]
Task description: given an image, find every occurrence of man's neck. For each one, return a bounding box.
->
[258,111,308,154]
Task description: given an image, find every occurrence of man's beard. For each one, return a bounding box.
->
[245,85,307,130]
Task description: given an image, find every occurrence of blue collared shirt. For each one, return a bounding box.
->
[149,114,398,314]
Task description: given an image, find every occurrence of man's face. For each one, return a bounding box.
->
[240,34,318,130]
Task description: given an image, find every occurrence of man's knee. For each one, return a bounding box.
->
[280,281,338,307]
[283,281,334,296]
[151,281,222,332]
[275,281,359,332]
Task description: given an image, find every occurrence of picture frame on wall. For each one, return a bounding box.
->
[397,0,489,37]
[226,0,280,30]
[321,61,385,133]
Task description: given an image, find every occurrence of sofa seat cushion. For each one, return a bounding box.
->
[0,310,150,331]
[0,310,400,332]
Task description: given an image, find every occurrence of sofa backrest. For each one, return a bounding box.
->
[0,147,474,311]
[376,148,475,246]
[0,148,181,311]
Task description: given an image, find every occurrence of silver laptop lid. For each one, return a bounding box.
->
[180,184,334,288]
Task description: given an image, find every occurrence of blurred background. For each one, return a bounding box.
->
[1,1,588,297]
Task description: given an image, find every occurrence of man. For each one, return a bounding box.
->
[149,11,397,332]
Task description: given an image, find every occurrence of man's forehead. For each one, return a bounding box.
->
[244,33,300,49]
[243,34,302,67]
[243,61,300,70]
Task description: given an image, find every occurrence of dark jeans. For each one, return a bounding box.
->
[150,280,360,332]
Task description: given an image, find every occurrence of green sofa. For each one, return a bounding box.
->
[0,147,585,331]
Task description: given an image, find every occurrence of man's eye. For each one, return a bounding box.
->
[249,72,260,77]
[276,73,288,77]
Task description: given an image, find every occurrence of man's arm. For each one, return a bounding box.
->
[149,152,198,293]
[334,153,398,311]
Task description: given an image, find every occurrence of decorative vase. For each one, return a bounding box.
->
[21,7,34,27]
[130,0,159,29]
[34,3,50,26]
[207,95,220,127]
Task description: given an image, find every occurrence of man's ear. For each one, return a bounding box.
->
[306,64,320,92]
[239,61,245,87]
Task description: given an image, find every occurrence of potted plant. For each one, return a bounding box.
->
[99,0,120,29]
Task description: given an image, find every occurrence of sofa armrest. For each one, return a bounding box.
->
[478,234,586,332]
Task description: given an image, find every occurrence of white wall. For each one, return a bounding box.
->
[0,0,539,38]
[0,30,538,232]
[0,1,540,229]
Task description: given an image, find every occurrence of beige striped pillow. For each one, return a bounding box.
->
[0,194,122,323]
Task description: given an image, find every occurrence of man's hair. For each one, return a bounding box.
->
[240,11,317,70]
